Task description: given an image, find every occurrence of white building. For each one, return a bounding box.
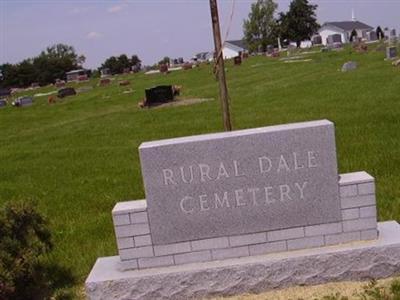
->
[193,52,214,62]
[318,21,374,45]
[222,40,248,59]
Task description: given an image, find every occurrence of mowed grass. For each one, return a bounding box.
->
[1,44,399,285]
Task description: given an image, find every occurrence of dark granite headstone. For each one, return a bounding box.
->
[0,99,7,108]
[99,78,111,86]
[58,87,76,98]
[145,86,174,105]
[0,88,11,97]
[233,56,242,65]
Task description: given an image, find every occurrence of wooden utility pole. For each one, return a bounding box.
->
[209,0,232,131]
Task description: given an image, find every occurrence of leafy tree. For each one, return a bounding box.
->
[243,0,278,52]
[0,43,83,88]
[101,56,119,74]
[131,55,141,66]
[279,0,319,47]
[350,29,358,42]
[158,56,171,65]
[100,54,142,74]
[376,26,385,40]
[0,201,75,300]
[0,64,19,88]
[118,54,131,71]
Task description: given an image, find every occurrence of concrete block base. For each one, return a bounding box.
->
[86,221,400,300]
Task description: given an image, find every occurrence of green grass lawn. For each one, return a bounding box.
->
[1,44,399,289]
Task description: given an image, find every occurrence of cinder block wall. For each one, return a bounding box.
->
[112,171,378,270]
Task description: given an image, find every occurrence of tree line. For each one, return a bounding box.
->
[0,44,85,88]
[100,54,141,75]
[243,0,319,52]
[0,44,142,89]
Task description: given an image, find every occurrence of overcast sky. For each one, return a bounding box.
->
[1,0,399,68]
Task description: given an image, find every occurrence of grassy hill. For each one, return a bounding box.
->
[1,44,399,290]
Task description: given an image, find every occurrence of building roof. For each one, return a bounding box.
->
[321,21,373,32]
[194,52,213,60]
[225,40,248,51]
[66,69,86,75]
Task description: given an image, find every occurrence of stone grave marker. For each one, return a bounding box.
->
[13,96,33,107]
[387,47,397,60]
[266,45,274,55]
[233,55,242,65]
[342,61,357,72]
[367,31,377,42]
[144,85,174,106]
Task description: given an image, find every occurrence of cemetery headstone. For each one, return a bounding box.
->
[287,44,296,56]
[0,88,11,98]
[99,78,111,86]
[76,86,93,93]
[119,80,130,86]
[144,85,174,106]
[58,87,76,98]
[266,45,274,55]
[271,51,280,58]
[78,74,88,81]
[0,99,7,108]
[367,31,377,42]
[13,96,33,107]
[389,29,397,45]
[386,47,397,60]
[233,56,242,65]
[342,61,357,72]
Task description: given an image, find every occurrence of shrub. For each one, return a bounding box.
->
[0,201,75,300]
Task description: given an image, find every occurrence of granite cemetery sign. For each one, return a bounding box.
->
[140,120,340,245]
[86,120,400,300]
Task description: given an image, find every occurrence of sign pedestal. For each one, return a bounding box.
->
[86,221,400,300]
